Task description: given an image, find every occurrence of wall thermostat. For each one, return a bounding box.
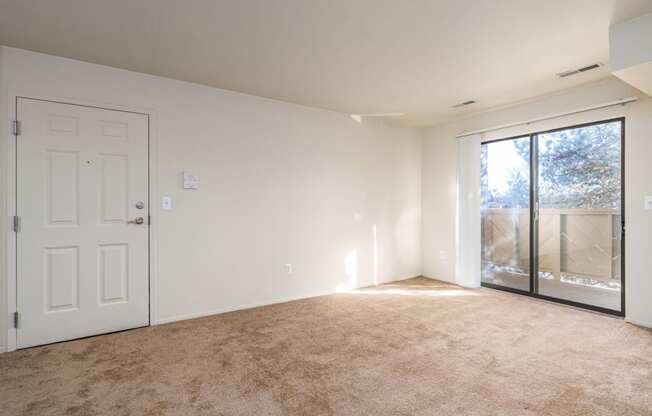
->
[182,171,200,189]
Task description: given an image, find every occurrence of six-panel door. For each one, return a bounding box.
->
[17,98,149,348]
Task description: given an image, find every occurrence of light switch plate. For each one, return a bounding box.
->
[645,196,652,210]
[162,195,173,210]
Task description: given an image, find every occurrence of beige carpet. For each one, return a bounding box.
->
[1,277,651,416]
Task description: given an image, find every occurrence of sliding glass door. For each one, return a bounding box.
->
[535,120,623,311]
[481,119,624,315]
[481,136,531,292]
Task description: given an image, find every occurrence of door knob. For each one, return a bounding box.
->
[128,217,145,225]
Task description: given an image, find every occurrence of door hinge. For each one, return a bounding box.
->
[148,215,151,225]
[13,215,20,232]
[12,120,21,136]
[13,312,19,329]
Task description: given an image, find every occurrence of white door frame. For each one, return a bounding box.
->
[5,92,159,352]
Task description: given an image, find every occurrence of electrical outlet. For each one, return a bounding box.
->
[285,264,294,274]
[439,250,448,260]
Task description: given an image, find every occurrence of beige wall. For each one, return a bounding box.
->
[422,77,652,327]
[2,46,650,353]
[421,122,458,283]
[0,47,422,351]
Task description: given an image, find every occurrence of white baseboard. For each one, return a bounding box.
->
[155,275,422,326]
[421,273,457,284]
[624,317,652,329]
[0,276,424,352]
[155,288,336,325]
[394,274,422,282]
[420,274,483,289]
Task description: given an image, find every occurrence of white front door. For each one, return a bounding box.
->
[17,98,149,348]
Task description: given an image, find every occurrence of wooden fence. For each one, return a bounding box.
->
[481,208,621,283]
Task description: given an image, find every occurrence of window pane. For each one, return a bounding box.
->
[481,137,531,291]
[536,121,622,311]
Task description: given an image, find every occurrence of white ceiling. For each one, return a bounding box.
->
[1,0,651,127]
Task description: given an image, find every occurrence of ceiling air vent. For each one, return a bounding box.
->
[452,100,476,109]
[557,63,602,78]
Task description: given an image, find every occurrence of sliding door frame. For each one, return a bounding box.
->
[481,117,625,317]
